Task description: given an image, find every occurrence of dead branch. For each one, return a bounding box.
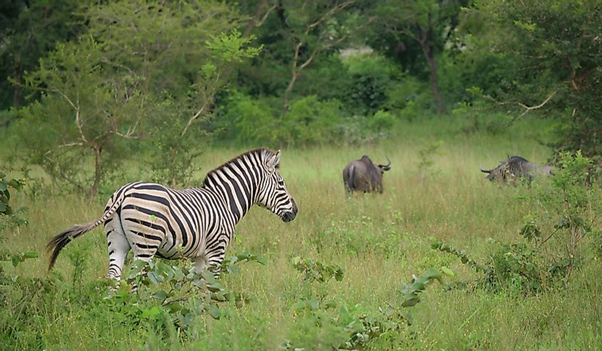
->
[515,90,557,118]
[181,72,220,137]
[56,142,84,148]
[242,0,278,38]
[307,0,355,34]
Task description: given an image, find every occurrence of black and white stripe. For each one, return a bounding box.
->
[47,148,298,281]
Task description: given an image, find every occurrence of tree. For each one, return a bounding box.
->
[17,37,149,197]
[236,0,370,112]
[0,0,88,112]
[280,0,359,110]
[84,0,261,187]
[370,0,468,114]
[469,0,602,160]
[85,0,240,96]
[15,0,260,193]
[146,30,261,187]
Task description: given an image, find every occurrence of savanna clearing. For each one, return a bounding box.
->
[2,118,601,350]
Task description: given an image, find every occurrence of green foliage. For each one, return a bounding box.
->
[16,37,148,196]
[432,238,554,293]
[342,53,402,115]
[147,30,260,186]
[312,216,404,258]
[432,152,602,293]
[417,139,444,178]
[206,30,263,64]
[221,251,267,275]
[431,239,494,283]
[453,99,515,135]
[0,0,89,110]
[0,172,35,268]
[366,110,396,135]
[146,95,208,187]
[282,96,345,146]
[85,0,240,96]
[218,91,278,145]
[470,0,602,160]
[119,260,247,330]
[292,256,344,283]
[285,267,446,350]
[0,173,38,350]
[400,268,447,307]
[519,151,602,281]
[13,1,260,191]
[220,94,346,147]
[0,172,27,228]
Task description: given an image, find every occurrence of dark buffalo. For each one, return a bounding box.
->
[343,155,391,193]
[481,156,553,183]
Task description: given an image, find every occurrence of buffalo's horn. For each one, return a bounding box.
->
[480,167,491,174]
[380,157,391,171]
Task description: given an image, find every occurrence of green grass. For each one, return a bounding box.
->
[2,116,602,350]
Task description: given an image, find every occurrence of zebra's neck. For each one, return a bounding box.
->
[202,161,262,223]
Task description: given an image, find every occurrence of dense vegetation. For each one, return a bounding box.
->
[1,0,602,349]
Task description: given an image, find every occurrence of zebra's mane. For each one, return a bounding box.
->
[202,148,275,186]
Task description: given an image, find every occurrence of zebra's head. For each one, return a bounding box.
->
[258,150,298,222]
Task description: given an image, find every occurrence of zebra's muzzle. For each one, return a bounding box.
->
[282,210,296,222]
[282,198,297,222]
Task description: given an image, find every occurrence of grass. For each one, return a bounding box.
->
[2,115,602,350]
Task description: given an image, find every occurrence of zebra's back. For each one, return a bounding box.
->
[105,182,231,260]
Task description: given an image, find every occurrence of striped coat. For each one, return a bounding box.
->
[47,148,297,281]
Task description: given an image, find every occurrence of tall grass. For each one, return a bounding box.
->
[2,116,601,350]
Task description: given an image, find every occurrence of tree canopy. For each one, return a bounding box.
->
[2,0,601,193]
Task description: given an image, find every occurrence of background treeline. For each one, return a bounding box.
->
[1,0,601,194]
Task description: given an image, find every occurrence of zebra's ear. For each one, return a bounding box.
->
[266,150,281,171]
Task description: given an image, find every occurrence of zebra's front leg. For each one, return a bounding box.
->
[206,250,226,279]
[193,250,225,279]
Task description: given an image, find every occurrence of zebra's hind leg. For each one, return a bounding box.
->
[127,241,160,293]
[105,218,131,291]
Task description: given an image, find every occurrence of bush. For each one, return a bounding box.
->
[217,91,278,145]
[342,53,402,115]
[282,96,344,146]
[432,151,602,293]
[220,93,347,147]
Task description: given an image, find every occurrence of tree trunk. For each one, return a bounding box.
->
[13,56,21,109]
[243,0,270,38]
[283,70,299,113]
[90,146,102,198]
[419,39,444,115]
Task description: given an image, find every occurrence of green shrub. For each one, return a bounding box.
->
[312,216,404,258]
[220,91,278,145]
[282,96,344,146]
[432,151,602,293]
[342,53,402,115]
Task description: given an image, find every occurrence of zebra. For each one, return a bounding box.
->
[47,148,298,283]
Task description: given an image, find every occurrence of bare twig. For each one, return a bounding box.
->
[515,90,557,118]
[56,142,84,148]
[242,0,278,38]
[307,0,354,33]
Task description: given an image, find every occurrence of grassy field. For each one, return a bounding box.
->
[2,116,602,350]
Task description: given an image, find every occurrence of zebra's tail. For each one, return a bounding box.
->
[47,192,126,271]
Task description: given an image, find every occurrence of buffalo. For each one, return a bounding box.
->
[481,156,553,183]
[343,155,391,193]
